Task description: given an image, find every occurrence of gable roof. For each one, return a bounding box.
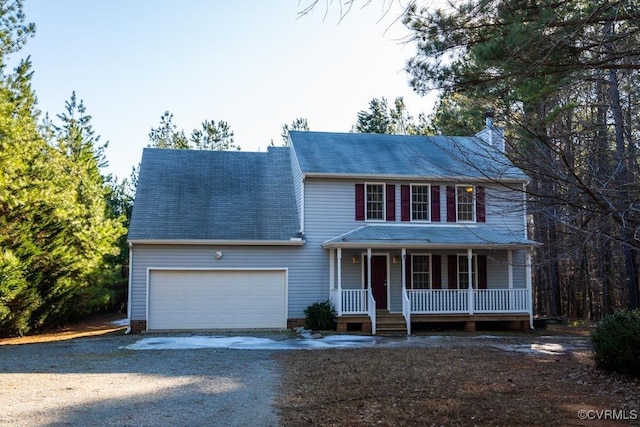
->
[289,131,528,181]
[128,147,301,243]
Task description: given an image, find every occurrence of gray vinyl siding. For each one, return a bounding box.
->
[130,244,307,321]
[301,178,530,313]
[304,178,527,240]
[131,179,530,321]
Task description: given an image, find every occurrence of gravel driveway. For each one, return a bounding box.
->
[0,328,593,427]
[0,334,279,426]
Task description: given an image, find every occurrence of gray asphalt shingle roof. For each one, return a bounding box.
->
[128,147,300,241]
[289,131,528,181]
[323,226,539,249]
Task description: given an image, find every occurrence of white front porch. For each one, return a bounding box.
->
[331,288,530,315]
[327,247,534,335]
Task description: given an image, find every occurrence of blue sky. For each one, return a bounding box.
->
[15,1,436,180]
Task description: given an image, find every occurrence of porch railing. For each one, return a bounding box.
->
[337,289,368,315]
[410,289,469,313]
[408,288,529,314]
[475,289,529,313]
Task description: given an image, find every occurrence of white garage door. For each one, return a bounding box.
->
[148,269,287,330]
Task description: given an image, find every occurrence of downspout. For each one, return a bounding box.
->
[467,248,474,315]
[337,248,342,316]
[526,248,534,330]
[125,242,133,334]
[299,176,305,235]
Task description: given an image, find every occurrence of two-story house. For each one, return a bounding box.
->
[127,121,538,334]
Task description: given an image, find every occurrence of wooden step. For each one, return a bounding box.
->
[375,311,407,335]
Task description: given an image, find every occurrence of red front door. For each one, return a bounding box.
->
[365,255,387,310]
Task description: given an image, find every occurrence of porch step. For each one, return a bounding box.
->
[375,311,407,335]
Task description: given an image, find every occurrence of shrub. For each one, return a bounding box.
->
[591,309,640,377]
[304,300,337,331]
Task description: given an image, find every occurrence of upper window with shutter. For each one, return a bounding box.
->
[366,183,385,221]
[411,185,430,222]
[446,185,485,223]
[356,183,395,222]
[402,184,440,222]
[456,185,475,222]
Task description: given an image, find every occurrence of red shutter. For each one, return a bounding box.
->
[476,186,486,222]
[432,255,442,289]
[446,186,456,222]
[386,184,395,221]
[447,255,457,289]
[431,185,440,222]
[355,184,365,220]
[478,255,488,289]
[401,185,410,222]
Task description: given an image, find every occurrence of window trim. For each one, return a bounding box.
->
[411,253,432,289]
[455,185,476,223]
[365,182,386,222]
[410,184,431,223]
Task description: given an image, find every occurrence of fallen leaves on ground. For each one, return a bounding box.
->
[275,342,639,426]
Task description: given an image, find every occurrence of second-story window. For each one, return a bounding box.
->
[366,183,384,220]
[456,185,475,222]
[411,185,430,221]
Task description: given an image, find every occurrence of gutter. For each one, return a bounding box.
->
[301,172,528,184]
[127,238,305,246]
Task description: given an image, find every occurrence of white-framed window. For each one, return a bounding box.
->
[456,185,476,222]
[411,184,430,221]
[366,183,385,221]
[412,254,432,289]
[457,254,477,289]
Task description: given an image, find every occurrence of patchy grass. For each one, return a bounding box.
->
[275,343,639,426]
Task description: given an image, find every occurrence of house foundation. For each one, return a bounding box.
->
[129,320,147,334]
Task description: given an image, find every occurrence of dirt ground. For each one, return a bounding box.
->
[2,317,639,426]
[0,312,127,346]
[275,327,640,426]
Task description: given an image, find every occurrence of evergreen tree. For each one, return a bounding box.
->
[148,111,239,150]
[355,97,392,133]
[280,117,309,145]
[0,2,125,335]
[190,119,239,150]
[354,96,431,135]
[404,0,640,314]
[148,111,189,149]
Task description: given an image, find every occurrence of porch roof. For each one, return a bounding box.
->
[321,225,540,249]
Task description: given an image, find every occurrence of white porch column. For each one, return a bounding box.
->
[330,248,335,291]
[367,248,372,290]
[336,248,342,316]
[467,248,474,315]
[508,250,513,289]
[508,249,514,311]
[525,249,534,329]
[401,248,407,290]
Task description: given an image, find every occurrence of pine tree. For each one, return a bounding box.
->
[404,0,640,314]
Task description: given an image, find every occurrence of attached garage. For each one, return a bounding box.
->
[147,269,287,330]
